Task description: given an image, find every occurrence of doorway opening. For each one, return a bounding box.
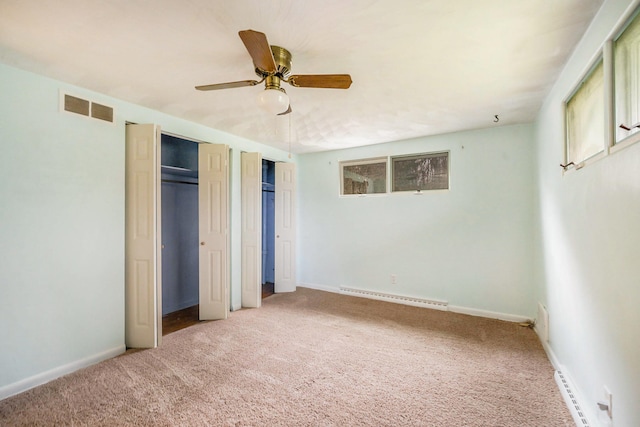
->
[160,134,199,334]
[262,159,276,299]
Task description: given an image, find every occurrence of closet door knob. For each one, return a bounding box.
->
[200,241,205,246]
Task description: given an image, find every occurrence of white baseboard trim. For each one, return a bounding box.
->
[537,330,561,371]
[299,283,532,323]
[297,282,339,294]
[448,305,532,323]
[0,345,126,401]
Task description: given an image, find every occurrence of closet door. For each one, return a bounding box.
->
[198,143,229,320]
[241,152,262,308]
[275,162,296,293]
[124,124,162,348]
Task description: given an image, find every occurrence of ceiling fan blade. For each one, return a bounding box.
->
[239,30,277,74]
[195,80,261,91]
[287,74,352,89]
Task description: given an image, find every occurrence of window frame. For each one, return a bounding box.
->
[390,151,450,193]
[339,151,451,197]
[339,157,388,196]
[612,7,640,151]
[564,57,606,170]
[563,4,640,173]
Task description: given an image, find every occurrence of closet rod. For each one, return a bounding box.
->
[162,179,198,186]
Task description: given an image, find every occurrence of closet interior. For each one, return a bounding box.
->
[161,134,199,334]
[262,159,276,298]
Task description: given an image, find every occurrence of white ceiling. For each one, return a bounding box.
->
[0,0,603,154]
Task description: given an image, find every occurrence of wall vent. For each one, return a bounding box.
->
[61,92,114,123]
[339,287,448,310]
[555,370,591,426]
[64,94,90,116]
[91,102,114,122]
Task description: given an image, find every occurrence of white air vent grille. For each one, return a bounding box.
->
[61,92,114,123]
[339,287,448,310]
[555,370,590,426]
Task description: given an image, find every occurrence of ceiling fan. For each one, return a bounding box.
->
[195,30,353,115]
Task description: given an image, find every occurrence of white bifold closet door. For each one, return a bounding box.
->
[198,143,230,320]
[275,162,296,293]
[125,124,162,349]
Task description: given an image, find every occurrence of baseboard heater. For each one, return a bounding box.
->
[554,370,590,426]
[339,287,448,311]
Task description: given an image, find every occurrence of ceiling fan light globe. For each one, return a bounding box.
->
[257,88,290,115]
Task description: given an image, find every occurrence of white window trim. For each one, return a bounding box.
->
[610,131,640,154]
[390,151,450,193]
[563,56,606,173]
[339,157,389,197]
[611,5,640,154]
[338,152,452,196]
[562,1,640,174]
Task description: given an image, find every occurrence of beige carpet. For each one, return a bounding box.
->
[0,288,573,426]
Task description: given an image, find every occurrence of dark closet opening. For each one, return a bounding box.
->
[161,134,199,334]
[262,159,276,298]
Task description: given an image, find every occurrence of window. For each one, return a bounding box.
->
[564,6,640,171]
[565,60,605,165]
[340,152,450,196]
[614,10,640,144]
[391,152,449,192]
[340,158,387,195]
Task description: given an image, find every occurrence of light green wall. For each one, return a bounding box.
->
[0,64,125,391]
[297,124,535,318]
[533,1,640,425]
[0,63,293,393]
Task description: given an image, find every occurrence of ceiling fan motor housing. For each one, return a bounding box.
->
[256,45,292,80]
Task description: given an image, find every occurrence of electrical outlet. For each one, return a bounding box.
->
[390,274,397,285]
[604,386,612,419]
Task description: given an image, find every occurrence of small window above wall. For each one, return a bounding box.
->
[614,9,640,145]
[391,152,449,192]
[565,59,605,166]
[340,158,387,195]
